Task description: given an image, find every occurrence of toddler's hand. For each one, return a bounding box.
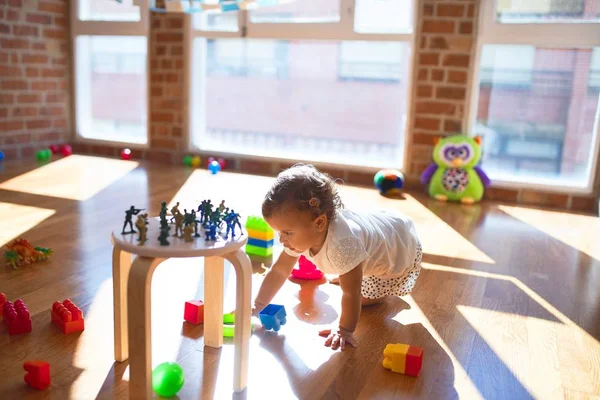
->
[318,326,357,350]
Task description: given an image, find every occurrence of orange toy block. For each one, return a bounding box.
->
[24,360,50,390]
[0,292,6,321]
[382,343,423,377]
[184,300,204,325]
[51,299,84,334]
[3,299,32,335]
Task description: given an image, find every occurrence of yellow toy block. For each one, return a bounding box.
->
[246,228,274,241]
[382,343,424,376]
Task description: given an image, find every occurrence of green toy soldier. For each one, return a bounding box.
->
[158,201,170,245]
[122,205,144,234]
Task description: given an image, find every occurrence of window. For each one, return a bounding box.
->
[71,0,149,145]
[190,0,415,168]
[470,0,600,192]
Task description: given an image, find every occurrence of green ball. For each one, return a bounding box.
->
[44,149,52,160]
[183,155,192,166]
[36,149,51,161]
[152,362,184,397]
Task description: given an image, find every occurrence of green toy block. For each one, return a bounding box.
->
[245,216,273,233]
[245,244,274,257]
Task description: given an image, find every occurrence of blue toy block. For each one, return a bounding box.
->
[219,1,240,12]
[247,237,274,248]
[258,304,287,332]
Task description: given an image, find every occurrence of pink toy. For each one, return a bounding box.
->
[3,299,32,335]
[61,145,72,156]
[120,148,131,160]
[290,256,324,280]
[208,157,226,169]
[49,144,60,154]
[184,300,204,325]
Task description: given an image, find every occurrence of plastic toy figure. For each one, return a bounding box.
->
[122,205,144,234]
[203,200,214,223]
[183,209,195,227]
[173,210,184,237]
[136,213,149,245]
[158,222,170,246]
[159,201,168,220]
[224,210,242,238]
[4,239,53,269]
[205,222,217,241]
[170,202,181,224]
[183,223,194,242]
[218,200,226,213]
[191,210,201,237]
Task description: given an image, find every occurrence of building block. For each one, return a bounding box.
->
[382,343,423,377]
[245,228,274,241]
[51,299,84,334]
[258,304,286,332]
[23,360,50,390]
[245,244,274,257]
[0,292,6,321]
[247,237,274,247]
[3,299,32,335]
[184,300,204,325]
[290,255,324,280]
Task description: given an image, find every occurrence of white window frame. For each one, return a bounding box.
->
[71,0,151,148]
[467,0,600,194]
[186,0,417,172]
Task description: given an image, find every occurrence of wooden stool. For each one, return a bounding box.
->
[111,217,252,399]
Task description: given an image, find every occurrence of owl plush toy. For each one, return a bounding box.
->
[420,134,491,204]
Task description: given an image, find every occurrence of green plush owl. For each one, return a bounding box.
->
[420,134,491,204]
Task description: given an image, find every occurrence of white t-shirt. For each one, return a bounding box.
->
[284,208,420,278]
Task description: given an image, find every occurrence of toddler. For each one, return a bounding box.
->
[252,164,422,350]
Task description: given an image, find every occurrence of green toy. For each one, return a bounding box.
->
[36,149,51,162]
[223,312,254,337]
[152,362,184,397]
[183,155,192,166]
[420,134,491,204]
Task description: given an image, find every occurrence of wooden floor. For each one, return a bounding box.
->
[0,154,599,399]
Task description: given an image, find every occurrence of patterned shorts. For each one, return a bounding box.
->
[361,243,423,299]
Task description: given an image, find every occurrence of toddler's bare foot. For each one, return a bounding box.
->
[329,277,340,285]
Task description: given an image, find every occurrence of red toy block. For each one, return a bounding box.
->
[51,299,84,334]
[0,292,6,321]
[24,360,50,390]
[3,299,32,335]
[404,345,424,377]
[184,300,204,325]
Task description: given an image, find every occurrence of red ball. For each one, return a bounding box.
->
[207,157,215,167]
[61,145,72,156]
[218,157,226,169]
[49,144,60,154]
[120,148,132,160]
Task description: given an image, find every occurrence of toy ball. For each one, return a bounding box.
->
[183,155,192,166]
[0,151,5,161]
[208,160,221,174]
[36,149,51,161]
[120,148,132,160]
[191,155,201,167]
[152,362,184,397]
[374,169,404,195]
[217,157,226,169]
[49,144,60,154]
[61,145,72,156]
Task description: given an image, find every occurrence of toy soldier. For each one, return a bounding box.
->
[122,205,144,234]
[158,201,170,245]
[224,209,242,238]
[135,213,149,244]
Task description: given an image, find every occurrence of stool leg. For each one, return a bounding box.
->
[204,256,224,348]
[112,246,132,362]
[224,249,252,393]
[128,256,164,400]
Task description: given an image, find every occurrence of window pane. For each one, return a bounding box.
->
[249,0,340,23]
[475,45,600,188]
[496,0,600,23]
[354,0,413,34]
[79,0,140,21]
[76,36,147,144]
[192,38,410,168]
[193,11,239,31]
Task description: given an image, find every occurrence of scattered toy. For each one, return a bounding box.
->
[152,362,184,397]
[208,160,221,174]
[191,155,201,167]
[120,148,132,160]
[184,300,204,325]
[61,144,72,156]
[4,239,53,269]
[122,205,144,235]
[382,343,423,377]
[51,299,84,334]
[136,213,149,245]
[23,360,50,390]
[3,299,32,335]
[158,201,170,245]
[36,149,52,162]
[258,304,286,332]
[291,255,324,280]
[246,216,274,257]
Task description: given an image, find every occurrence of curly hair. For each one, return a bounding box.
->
[262,164,343,221]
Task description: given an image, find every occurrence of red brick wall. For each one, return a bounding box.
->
[0,0,71,159]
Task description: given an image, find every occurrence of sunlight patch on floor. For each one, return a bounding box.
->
[498,205,600,261]
[166,169,274,219]
[457,305,600,398]
[0,155,139,201]
[0,202,56,247]
[395,295,485,399]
